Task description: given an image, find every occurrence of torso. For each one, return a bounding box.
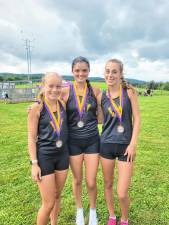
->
[100,88,133,144]
[66,83,99,139]
[37,100,68,154]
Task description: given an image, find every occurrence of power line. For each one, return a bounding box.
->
[24,39,33,81]
[21,30,35,82]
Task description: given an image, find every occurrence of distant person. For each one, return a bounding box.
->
[28,72,69,225]
[97,59,141,225]
[5,92,9,99]
[61,56,101,225]
[144,88,152,96]
[2,91,9,103]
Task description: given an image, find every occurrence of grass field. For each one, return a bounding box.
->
[15,81,169,96]
[0,93,169,224]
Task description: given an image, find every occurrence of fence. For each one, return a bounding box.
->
[0,88,39,103]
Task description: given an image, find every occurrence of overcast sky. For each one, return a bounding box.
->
[0,0,169,81]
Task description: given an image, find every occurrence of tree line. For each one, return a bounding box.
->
[0,74,169,91]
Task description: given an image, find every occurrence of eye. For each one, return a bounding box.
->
[82,69,88,72]
[74,69,80,73]
[56,85,62,89]
[48,84,54,88]
[112,70,117,74]
[105,70,110,74]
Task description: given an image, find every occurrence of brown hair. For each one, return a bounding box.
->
[105,59,135,93]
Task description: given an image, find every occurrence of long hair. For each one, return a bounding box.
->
[105,59,135,93]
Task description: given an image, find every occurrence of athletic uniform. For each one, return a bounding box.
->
[37,101,69,176]
[100,89,133,161]
[66,83,100,155]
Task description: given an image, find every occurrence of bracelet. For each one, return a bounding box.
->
[30,159,38,165]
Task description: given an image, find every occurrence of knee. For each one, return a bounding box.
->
[73,177,82,187]
[117,190,129,201]
[42,199,55,213]
[55,191,61,200]
[104,180,113,190]
[86,180,96,191]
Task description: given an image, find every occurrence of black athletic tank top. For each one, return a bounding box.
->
[101,89,133,144]
[37,101,68,154]
[66,83,99,139]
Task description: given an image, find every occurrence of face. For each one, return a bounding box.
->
[43,75,62,102]
[72,62,89,83]
[104,62,122,87]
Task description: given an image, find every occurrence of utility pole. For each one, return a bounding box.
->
[24,38,33,81]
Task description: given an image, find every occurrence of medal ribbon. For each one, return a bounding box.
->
[108,84,124,123]
[72,81,88,119]
[44,99,62,139]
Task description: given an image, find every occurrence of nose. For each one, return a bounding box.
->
[107,73,114,78]
[79,70,84,76]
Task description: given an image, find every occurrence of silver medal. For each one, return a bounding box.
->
[117,125,124,133]
[56,140,63,148]
[77,120,84,128]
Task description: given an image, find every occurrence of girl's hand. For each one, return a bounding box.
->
[31,164,42,182]
[124,144,136,162]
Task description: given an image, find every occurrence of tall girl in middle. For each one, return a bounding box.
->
[61,56,100,225]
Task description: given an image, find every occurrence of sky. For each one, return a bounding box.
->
[0,0,169,82]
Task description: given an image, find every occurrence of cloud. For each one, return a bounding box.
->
[0,0,169,81]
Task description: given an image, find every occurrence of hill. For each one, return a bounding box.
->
[0,73,146,85]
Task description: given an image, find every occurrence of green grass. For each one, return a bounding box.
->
[0,95,169,225]
[15,81,169,96]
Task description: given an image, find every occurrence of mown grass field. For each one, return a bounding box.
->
[0,89,169,224]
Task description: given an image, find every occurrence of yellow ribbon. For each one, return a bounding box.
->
[108,107,115,117]
[109,84,123,117]
[44,99,61,132]
[73,81,87,112]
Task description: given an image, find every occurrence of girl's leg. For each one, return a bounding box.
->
[84,153,99,225]
[50,169,68,225]
[70,154,84,208]
[70,154,85,225]
[84,153,99,208]
[117,161,133,221]
[37,174,56,225]
[101,157,116,217]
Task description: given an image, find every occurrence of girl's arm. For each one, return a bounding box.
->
[125,89,141,162]
[60,86,70,104]
[93,86,104,124]
[28,103,42,181]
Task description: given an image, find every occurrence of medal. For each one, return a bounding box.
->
[56,140,63,148]
[108,85,125,133]
[77,120,84,128]
[44,99,63,149]
[117,124,124,133]
[72,81,88,128]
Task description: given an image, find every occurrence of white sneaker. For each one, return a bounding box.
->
[76,208,85,225]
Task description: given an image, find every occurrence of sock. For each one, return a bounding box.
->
[77,207,83,213]
[89,208,98,224]
[76,208,84,218]
[121,219,128,223]
[109,215,116,220]
[89,208,97,216]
